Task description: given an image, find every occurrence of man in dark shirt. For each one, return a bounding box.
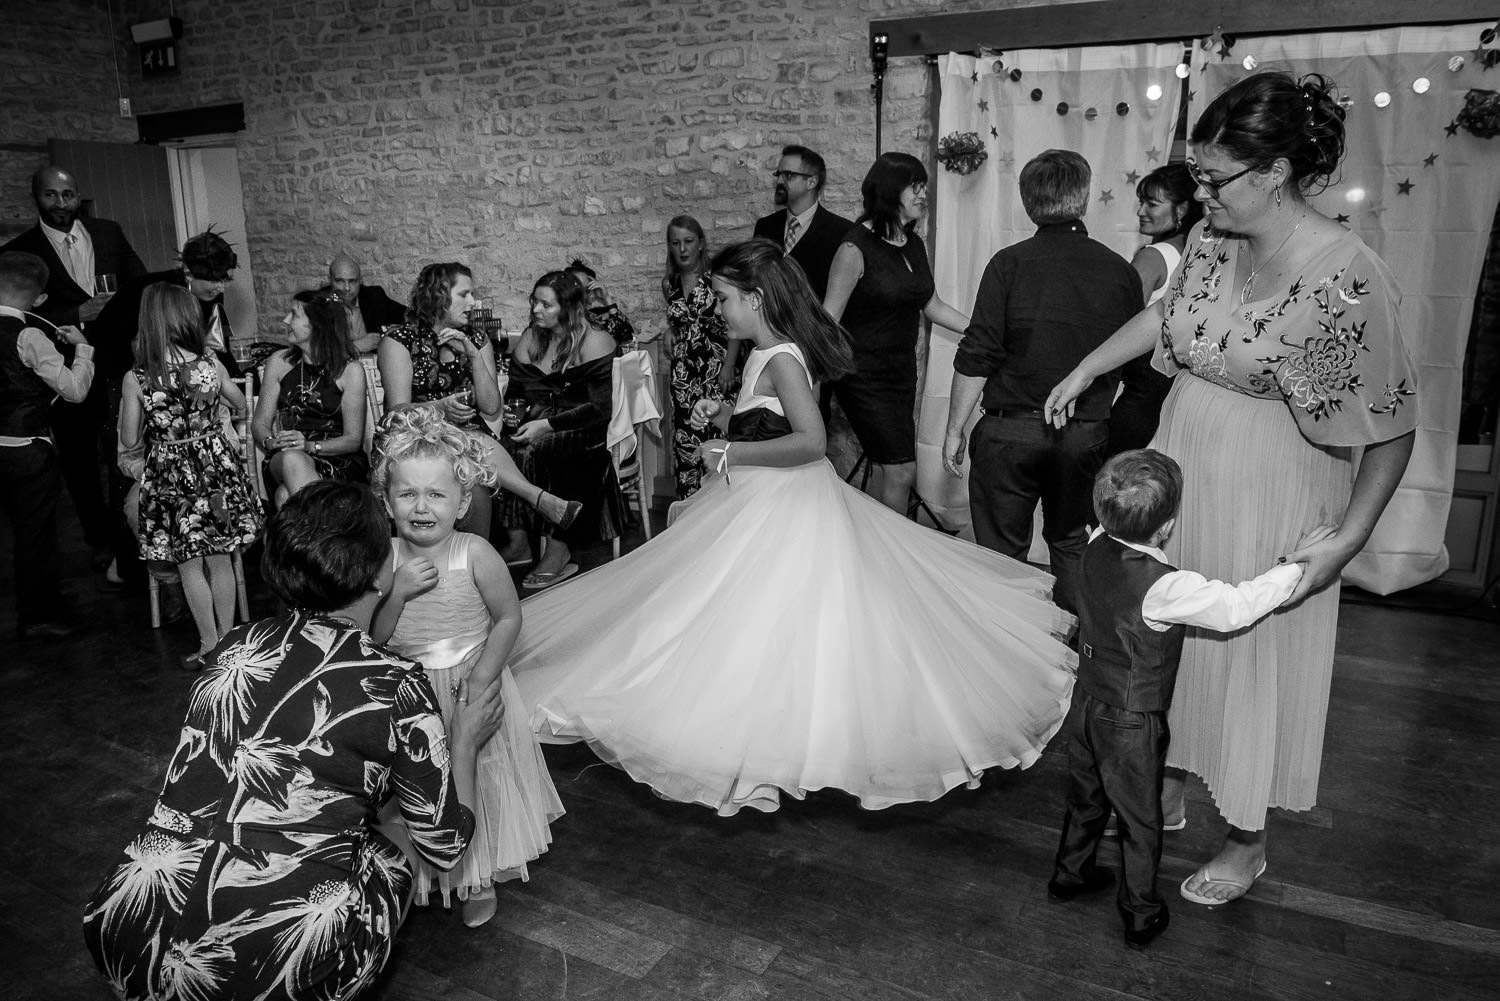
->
[942,149,1141,613]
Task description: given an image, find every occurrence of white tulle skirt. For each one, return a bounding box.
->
[510,458,1077,816]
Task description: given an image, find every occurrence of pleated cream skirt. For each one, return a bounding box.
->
[1153,374,1353,830]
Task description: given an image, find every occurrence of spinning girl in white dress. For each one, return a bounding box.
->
[509,239,1077,816]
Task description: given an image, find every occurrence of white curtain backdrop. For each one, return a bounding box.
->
[1189,24,1499,592]
[922,47,1186,553]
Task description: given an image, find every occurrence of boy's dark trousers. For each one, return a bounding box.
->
[1052,692,1169,933]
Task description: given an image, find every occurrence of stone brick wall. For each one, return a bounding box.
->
[0,0,137,237]
[2,0,1026,341]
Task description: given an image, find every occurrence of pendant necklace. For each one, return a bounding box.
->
[1241,210,1306,304]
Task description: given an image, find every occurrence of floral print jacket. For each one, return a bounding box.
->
[83,613,474,1001]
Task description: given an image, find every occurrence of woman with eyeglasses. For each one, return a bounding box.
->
[1046,72,1417,907]
[1109,163,1206,455]
[822,152,970,514]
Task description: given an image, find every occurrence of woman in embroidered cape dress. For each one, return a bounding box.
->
[1046,72,1418,905]
[82,482,508,1001]
[509,240,1077,817]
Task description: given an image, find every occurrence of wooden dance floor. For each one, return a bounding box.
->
[2,514,1497,1001]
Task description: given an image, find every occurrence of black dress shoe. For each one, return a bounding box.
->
[1047,868,1115,902]
[1123,908,1170,950]
[16,620,75,641]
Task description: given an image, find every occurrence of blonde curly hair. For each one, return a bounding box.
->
[370,404,497,498]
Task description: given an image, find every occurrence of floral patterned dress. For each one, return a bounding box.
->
[83,613,477,1001]
[1150,223,1418,831]
[382,323,491,436]
[136,356,263,563]
[662,271,730,498]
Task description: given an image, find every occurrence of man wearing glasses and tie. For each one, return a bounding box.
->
[751,145,853,303]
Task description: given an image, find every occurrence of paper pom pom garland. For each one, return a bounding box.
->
[937,131,989,175]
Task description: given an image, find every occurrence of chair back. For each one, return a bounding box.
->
[608,349,662,473]
[360,356,385,455]
[230,371,268,500]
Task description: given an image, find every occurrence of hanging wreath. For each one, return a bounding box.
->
[937,131,988,175]
[1455,88,1500,139]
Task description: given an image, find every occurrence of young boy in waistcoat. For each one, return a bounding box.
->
[1047,449,1316,948]
[0,251,94,639]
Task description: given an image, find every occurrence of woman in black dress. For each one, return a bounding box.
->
[497,270,620,589]
[252,289,369,507]
[823,152,970,513]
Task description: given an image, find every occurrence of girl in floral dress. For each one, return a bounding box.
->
[662,214,733,498]
[119,283,262,669]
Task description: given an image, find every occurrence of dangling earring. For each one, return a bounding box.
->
[1274,186,1283,209]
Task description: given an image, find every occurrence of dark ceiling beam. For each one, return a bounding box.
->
[872,0,1496,57]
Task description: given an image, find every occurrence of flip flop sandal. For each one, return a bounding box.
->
[522,563,579,590]
[1179,859,1267,907]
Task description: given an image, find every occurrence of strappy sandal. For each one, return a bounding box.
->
[536,489,583,530]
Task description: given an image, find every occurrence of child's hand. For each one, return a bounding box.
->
[393,557,439,600]
[53,324,87,347]
[689,399,721,430]
[1278,523,1357,606]
[696,438,729,475]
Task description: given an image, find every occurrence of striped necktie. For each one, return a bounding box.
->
[784,215,801,253]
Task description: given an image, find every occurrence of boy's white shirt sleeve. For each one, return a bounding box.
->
[1141,563,1303,632]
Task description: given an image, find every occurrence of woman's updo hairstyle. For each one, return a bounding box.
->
[1189,72,1346,193]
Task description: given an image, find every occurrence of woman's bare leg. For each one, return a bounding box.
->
[873,460,916,515]
[480,437,575,525]
[269,450,320,499]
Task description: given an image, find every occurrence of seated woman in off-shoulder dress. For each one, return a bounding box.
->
[497,270,620,590]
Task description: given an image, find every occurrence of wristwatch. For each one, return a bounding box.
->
[312,441,322,455]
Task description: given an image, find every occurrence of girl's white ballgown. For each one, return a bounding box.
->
[510,343,1077,816]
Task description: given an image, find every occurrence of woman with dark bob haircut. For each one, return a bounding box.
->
[1047,71,1417,907]
[824,151,970,513]
[379,262,581,543]
[84,480,507,999]
[1109,163,1207,455]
